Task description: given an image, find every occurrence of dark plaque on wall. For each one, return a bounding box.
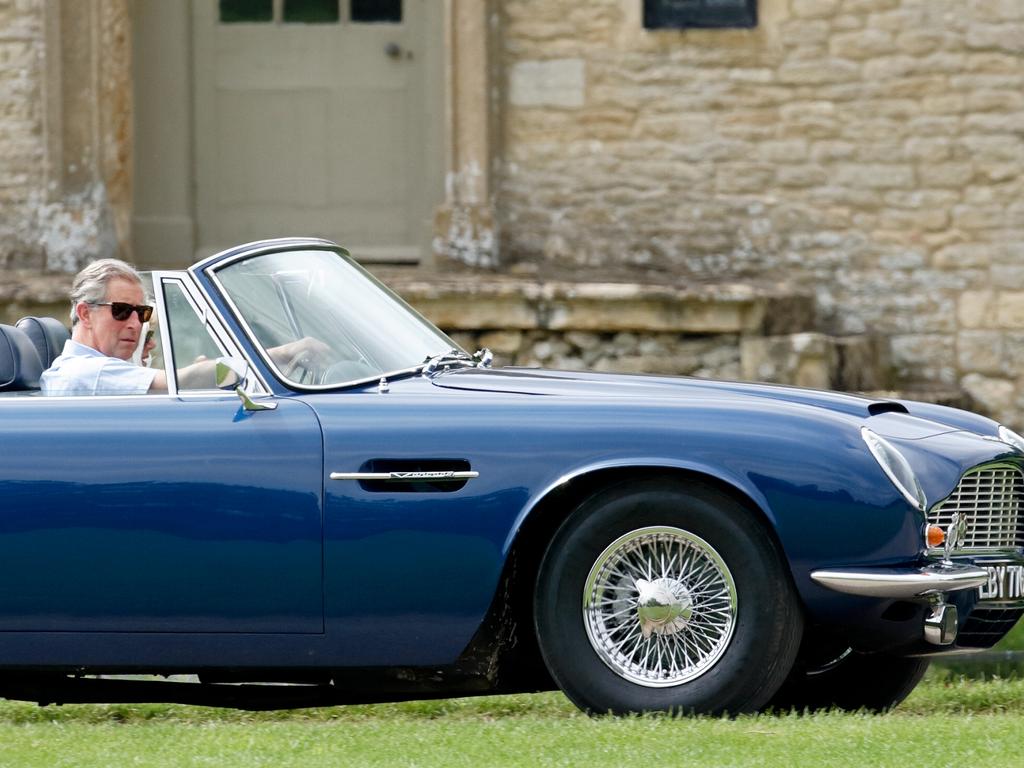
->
[643,0,757,29]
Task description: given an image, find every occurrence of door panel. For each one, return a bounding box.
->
[217,90,331,206]
[0,396,324,633]
[307,390,527,666]
[330,89,408,205]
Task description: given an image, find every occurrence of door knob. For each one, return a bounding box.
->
[385,42,403,59]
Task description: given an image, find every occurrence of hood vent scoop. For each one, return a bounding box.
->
[868,402,909,416]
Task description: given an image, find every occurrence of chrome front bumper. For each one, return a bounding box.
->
[811,561,990,646]
[810,562,988,599]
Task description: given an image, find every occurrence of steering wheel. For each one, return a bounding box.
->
[317,359,376,385]
[284,356,324,385]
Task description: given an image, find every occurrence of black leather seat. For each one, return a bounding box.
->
[0,324,44,391]
[16,316,70,368]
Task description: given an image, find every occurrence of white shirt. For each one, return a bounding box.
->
[41,340,157,396]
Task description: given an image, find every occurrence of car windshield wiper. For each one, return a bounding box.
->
[420,348,492,374]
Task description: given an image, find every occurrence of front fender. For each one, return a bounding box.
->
[503,455,779,558]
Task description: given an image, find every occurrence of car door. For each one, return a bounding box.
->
[307,384,526,667]
[0,276,325,634]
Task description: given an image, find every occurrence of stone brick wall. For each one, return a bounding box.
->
[0,0,46,268]
[498,0,1024,423]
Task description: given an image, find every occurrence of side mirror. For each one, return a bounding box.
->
[215,357,277,412]
[215,357,249,390]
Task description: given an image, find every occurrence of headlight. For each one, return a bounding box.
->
[861,427,927,511]
[998,425,1024,454]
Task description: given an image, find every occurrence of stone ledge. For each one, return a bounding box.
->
[381,273,816,335]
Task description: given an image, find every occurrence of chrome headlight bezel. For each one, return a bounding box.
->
[860,427,927,511]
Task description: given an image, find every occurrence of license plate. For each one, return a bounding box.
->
[978,564,1024,601]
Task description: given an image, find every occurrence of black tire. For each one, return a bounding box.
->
[534,478,803,716]
[765,648,929,713]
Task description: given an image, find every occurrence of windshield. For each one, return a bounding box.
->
[212,248,461,388]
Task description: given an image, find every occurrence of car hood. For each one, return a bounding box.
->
[432,368,899,414]
[430,368,990,439]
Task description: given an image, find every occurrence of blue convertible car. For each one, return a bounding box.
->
[0,238,1022,715]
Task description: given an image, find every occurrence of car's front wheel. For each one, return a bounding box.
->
[534,479,802,715]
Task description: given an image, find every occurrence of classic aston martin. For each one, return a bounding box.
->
[0,237,1022,715]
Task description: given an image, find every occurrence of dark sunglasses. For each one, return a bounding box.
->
[90,302,154,323]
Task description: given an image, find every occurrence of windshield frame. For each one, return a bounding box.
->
[200,241,464,392]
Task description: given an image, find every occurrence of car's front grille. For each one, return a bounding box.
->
[928,463,1024,552]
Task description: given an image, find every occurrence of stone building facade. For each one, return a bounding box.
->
[1,0,1022,423]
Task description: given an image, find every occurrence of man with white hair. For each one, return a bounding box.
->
[42,258,329,396]
[41,258,167,395]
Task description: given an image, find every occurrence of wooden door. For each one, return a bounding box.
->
[192,0,441,262]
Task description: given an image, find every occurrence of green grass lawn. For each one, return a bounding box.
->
[994,614,1024,651]
[0,673,1022,768]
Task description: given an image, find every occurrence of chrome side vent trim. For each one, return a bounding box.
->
[330,471,478,482]
[331,459,478,493]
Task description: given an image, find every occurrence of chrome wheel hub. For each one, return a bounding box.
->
[583,526,737,688]
[635,577,693,637]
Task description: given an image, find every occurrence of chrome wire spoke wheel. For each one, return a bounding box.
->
[583,525,738,687]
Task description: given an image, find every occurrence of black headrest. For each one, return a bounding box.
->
[16,316,70,368]
[0,324,44,391]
